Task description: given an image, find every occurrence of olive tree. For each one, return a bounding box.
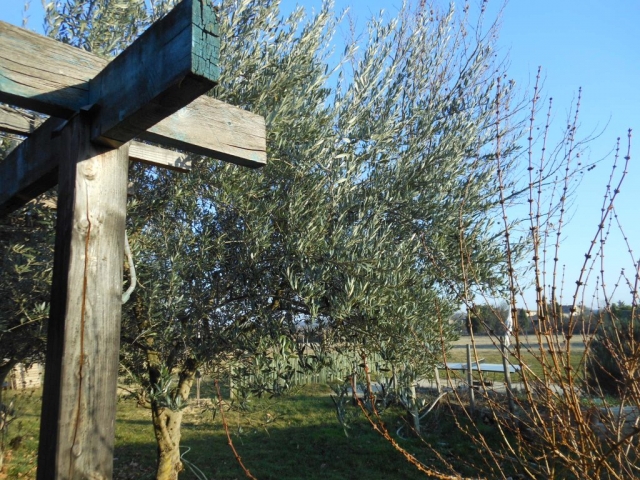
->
[41,1,516,478]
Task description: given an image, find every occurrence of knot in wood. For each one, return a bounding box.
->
[93,211,105,226]
[87,472,108,480]
[81,160,98,180]
[76,218,91,236]
[71,443,82,457]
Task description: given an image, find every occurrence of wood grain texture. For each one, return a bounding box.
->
[0,104,41,135]
[37,112,128,479]
[0,18,265,167]
[0,107,192,174]
[0,115,67,217]
[129,142,191,172]
[145,95,266,167]
[0,97,265,169]
[0,22,101,117]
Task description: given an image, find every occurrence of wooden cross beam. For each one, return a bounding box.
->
[0,14,266,216]
[0,106,189,174]
[0,1,266,478]
[0,106,193,217]
[0,19,266,166]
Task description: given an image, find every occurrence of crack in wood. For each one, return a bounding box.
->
[69,182,92,475]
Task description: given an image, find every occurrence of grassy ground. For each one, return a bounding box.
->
[2,383,514,480]
[0,338,589,479]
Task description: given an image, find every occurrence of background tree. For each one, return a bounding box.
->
[0,130,53,475]
[516,307,531,334]
[587,301,640,397]
[471,302,510,336]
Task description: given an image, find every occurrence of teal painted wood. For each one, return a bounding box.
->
[0,17,265,167]
[0,116,67,217]
[0,22,99,117]
[87,0,220,146]
[191,0,221,79]
[0,0,220,146]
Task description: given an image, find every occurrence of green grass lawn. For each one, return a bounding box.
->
[0,338,591,480]
[2,383,513,480]
[1,338,590,480]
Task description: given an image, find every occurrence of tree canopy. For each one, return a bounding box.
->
[0,0,522,478]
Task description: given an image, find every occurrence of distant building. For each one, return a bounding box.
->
[8,363,43,390]
[561,305,583,316]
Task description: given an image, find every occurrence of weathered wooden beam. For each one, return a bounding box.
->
[87,0,220,147]
[128,142,192,172]
[0,104,41,135]
[0,107,192,172]
[37,111,128,479]
[0,0,220,143]
[0,22,102,118]
[0,0,221,123]
[0,14,265,167]
[143,95,266,168]
[0,116,66,217]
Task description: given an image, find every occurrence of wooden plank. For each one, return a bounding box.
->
[37,112,128,479]
[0,100,266,170]
[0,104,41,135]
[129,142,191,172]
[0,22,102,118]
[87,0,220,147]
[0,116,67,217]
[0,0,221,125]
[145,95,266,168]
[0,107,191,172]
[0,13,265,166]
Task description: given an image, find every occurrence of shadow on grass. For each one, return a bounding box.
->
[6,387,503,480]
[112,391,501,480]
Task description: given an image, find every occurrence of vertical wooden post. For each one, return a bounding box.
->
[501,339,515,413]
[466,344,475,415]
[434,367,441,393]
[37,112,129,480]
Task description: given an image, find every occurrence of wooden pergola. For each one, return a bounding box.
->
[0,1,266,478]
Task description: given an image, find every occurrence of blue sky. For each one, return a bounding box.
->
[1,0,638,308]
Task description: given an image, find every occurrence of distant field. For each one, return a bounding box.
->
[451,334,586,350]
[444,335,587,380]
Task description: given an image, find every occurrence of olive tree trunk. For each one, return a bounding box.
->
[152,406,185,480]
[149,358,197,480]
